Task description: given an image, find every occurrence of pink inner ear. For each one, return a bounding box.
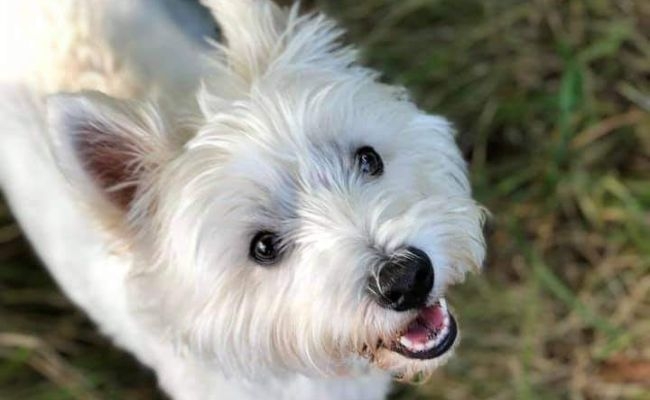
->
[74,124,140,210]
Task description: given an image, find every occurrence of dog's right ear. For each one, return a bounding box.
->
[47,91,170,214]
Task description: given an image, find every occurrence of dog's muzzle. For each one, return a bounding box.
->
[386,298,457,359]
[367,247,457,360]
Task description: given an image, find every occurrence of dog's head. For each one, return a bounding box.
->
[47,0,486,380]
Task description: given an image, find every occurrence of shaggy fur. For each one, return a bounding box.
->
[0,0,486,398]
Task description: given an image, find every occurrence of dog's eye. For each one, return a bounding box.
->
[355,146,384,176]
[250,231,281,265]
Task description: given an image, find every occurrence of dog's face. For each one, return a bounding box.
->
[47,1,485,380]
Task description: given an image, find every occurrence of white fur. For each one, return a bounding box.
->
[0,0,486,398]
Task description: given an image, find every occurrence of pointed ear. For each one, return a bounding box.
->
[47,91,170,213]
[202,0,289,82]
[201,0,354,84]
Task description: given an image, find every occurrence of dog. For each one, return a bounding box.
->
[0,0,487,398]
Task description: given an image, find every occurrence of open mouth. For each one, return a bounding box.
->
[385,298,457,360]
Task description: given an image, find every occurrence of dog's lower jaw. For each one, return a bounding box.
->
[371,341,458,382]
[366,299,460,381]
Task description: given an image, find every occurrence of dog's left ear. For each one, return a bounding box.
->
[202,0,354,85]
[47,91,170,213]
[202,0,290,83]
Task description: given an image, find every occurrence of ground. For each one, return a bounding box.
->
[1,0,649,399]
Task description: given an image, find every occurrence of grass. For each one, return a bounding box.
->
[1,0,649,399]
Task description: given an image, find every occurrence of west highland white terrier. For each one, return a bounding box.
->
[0,0,486,398]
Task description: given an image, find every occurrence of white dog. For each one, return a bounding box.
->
[0,0,486,398]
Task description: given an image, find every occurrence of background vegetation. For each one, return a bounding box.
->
[1,0,648,399]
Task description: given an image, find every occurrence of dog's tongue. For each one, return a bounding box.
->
[401,302,446,344]
[419,303,446,330]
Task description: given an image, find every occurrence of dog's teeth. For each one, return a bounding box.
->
[399,336,413,349]
[438,326,450,345]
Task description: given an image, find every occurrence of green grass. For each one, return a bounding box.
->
[1,0,649,399]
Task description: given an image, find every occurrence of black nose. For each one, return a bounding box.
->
[367,247,434,311]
